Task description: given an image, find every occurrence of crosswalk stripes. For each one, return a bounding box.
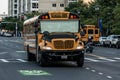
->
[0,59,9,62]
[16,59,28,62]
[0,59,28,63]
[114,57,120,60]
[84,58,117,62]
[0,37,24,44]
[85,58,99,62]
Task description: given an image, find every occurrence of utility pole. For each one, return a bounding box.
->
[16,22,18,37]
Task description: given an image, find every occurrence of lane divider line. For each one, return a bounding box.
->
[98,72,103,75]
[0,59,9,62]
[106,76,112,79]
[85,58,99,62]
[16,59,28,62]
[114,57,120,60]
[99,57,116,62]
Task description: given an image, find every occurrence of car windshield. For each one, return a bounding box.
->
[102,37,106,39]
[40,20,79,33]
[113,36,120,38]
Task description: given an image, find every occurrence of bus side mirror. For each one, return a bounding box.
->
[81,24,85,28]
[80,31,85,36]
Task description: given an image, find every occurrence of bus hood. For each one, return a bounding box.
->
[42,32,77,42]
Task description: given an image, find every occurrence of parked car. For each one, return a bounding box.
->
[3,32,13,37]
[99,36,107,46]
[104,35,120,48]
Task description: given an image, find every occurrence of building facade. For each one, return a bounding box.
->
[38,0,78,13]
[8,0,80,17]
[8,0,38,18]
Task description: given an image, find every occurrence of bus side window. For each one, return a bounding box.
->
[88,29,93,34]
[95,30,98,34]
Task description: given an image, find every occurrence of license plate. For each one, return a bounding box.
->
[61,55,67,59]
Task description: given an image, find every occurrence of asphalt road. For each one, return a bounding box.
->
[0,37,120,80]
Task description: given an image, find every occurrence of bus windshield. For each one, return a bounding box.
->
[40,20,79,33]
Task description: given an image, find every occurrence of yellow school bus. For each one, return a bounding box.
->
[81,25,100,44]
[23,11,85,67]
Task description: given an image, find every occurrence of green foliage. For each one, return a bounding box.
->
[65,0,120,35]
[1,12,40,32]
[25,12,40,19]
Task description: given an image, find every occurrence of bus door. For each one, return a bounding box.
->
[94,29,100,43]
[81,29,87,42]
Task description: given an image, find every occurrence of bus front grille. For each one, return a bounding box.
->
[53,40,74,49]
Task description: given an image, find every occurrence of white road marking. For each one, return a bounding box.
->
[114,57,120,60]
[0,52,8,55]
[106,76,112,79]
[0,59,9,62]
[99,57,116,62]
[91,70,96,72]
[98,72,103,75]
[85,58,99,62]
[16,59,28,62]
[85,67,90,70]
[16,51,26,53]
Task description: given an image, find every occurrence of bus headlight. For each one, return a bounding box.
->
[76,46,83,49]
[42,46,52,50]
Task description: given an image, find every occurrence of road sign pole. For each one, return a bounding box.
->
[16,22,18,37]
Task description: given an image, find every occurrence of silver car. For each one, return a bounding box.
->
[3,32,13,37]
[99,36,107,46]
[105,35,120,48]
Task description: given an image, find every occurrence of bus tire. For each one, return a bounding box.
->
[77,53,84,67]
[39,54,47,67]
[27,45,35,61]
[38,49,47,67]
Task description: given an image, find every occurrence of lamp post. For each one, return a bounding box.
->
[76,9,81,30]
[95,6,100,27]
[106,12,111,36]
[77,9,80,16]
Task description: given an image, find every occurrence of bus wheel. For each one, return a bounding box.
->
[27,45,35,61]
[77,53,84,67]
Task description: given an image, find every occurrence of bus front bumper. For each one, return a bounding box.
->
[40,50,84,61]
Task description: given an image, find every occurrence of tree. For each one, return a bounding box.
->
[111,5,120,34]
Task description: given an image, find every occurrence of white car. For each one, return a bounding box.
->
[3,32,13,37]
[104,35,120,48]
[99,36,107,46]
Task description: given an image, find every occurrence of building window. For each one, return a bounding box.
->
[52,4,56,7]
[60,4,64,7]
[14,4,17,8]
[14,10,17,14]
[32,3,38,8]
[14,16,17,18]
[14,0,17,3]
[69,0,77,1]
[32,0,38,1]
